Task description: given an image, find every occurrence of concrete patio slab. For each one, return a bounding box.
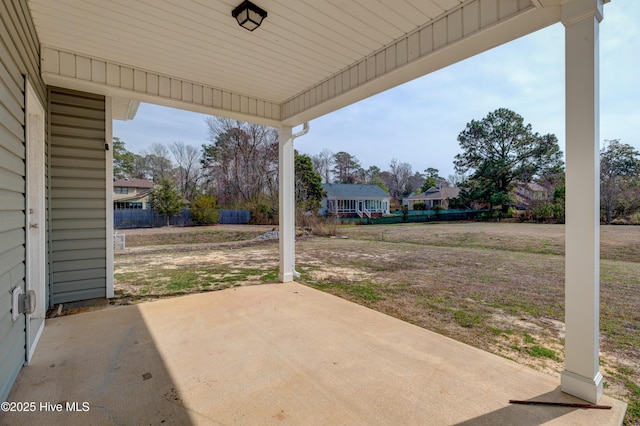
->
[1,283,626,425]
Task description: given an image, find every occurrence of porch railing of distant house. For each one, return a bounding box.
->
[114,208,251,229]
[327,199,387,217]
[355,205,372,218]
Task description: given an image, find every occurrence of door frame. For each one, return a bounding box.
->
[25,79,46,363]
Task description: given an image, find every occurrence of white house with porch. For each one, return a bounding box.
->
[0,0,617,411]
[321,183,391,218]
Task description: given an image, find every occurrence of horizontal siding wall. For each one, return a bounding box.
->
[49,87,106,304]
[0,0,46,402]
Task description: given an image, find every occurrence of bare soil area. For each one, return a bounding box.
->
[113,223,640,424]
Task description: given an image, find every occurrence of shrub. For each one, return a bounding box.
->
[190,195,220,225]
[552,203,565,224]
[314,217,339,237]
[292,212,339,237]
[518,211,532,222]
[530,203,554,223]
[528,200,564,224]
[248,201,278,225]
[479,210,504,221]
[611,212,640,225]
[401,205,409,221]
[413,202,427,211]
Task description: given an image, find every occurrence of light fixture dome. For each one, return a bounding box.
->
[232,1,267,32]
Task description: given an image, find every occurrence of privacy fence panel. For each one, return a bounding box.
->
[218,209,251,225]
[114,209,250,229]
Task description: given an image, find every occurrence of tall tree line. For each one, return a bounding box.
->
[114,109,640,222]
[113,118,325,223]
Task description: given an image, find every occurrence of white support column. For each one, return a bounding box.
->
[561,0,603,404]
[278,126,295,282]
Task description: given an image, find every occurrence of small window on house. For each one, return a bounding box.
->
[115,187,129,194]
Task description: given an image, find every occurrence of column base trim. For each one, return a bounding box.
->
[561,369,603,403]
[278,272,294,283]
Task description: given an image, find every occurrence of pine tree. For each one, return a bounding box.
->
[150,178,185,226]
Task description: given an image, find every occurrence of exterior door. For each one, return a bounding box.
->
[25,81,46,362]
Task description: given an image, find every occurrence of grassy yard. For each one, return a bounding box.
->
[114,222,640,424]
[119,224,274,247]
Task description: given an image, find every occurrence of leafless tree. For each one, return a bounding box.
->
[139,142,174,182]
[311,149,334,183]
[385,158,413,201]
[201,117,278,207]
[447,173,467,187]
[406,171,426,195]
[170,141,202,201]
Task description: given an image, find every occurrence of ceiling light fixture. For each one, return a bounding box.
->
[232,1,267,32]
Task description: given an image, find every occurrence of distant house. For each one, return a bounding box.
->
[515,182,551,208]
[406,187,460,210]
[113,178,155,209]
[321,184,391,218]
[516,182,551,201]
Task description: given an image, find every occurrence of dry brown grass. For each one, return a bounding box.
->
[336,221,640,262]
[117,224,274,247]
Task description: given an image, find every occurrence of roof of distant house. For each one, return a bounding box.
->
[116,189,153,202]
[408,187,460,200]
[113,178,154,188]
[323,183,390,199]
[517,182,548,192]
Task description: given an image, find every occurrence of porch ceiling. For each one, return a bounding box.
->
[28,0,571,126]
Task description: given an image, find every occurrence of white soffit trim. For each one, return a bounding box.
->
[41,47,282,127]
[111,98,140,121]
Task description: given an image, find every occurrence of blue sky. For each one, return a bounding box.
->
[114,0,639,180]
